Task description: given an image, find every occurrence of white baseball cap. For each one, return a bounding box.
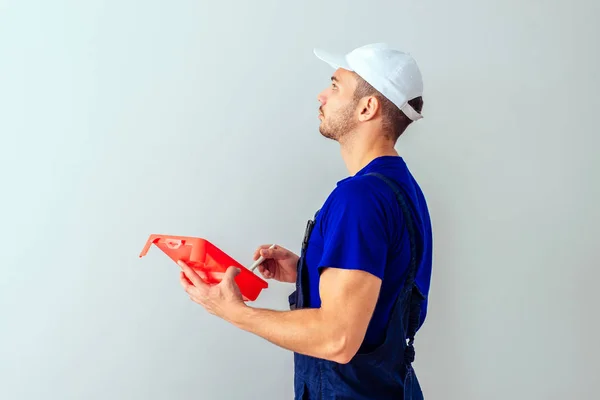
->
[314,43,424,121]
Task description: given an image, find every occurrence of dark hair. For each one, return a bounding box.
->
[353,76,423,141]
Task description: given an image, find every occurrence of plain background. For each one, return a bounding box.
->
[1,1,599,399]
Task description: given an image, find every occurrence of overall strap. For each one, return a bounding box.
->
[302,208,320,253]
[288,208,320,310]
[365,172,425,364]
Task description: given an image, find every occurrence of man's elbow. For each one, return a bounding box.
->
[331,349,356,365]
[326,332,361,364]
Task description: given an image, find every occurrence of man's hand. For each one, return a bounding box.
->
[178,261,246,322]
[176,255,382,364]
[253,244,299,283]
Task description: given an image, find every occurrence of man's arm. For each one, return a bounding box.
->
[229,267,382,364]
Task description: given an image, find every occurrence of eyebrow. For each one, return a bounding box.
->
[331,76,339,82]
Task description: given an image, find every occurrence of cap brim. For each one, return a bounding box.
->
[313,48,353,71]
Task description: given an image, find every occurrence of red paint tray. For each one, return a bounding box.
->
[139,234,268,301]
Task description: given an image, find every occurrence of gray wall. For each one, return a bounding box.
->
[1,1,598,399]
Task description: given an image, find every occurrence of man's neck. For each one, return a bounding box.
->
[339,131,398,175]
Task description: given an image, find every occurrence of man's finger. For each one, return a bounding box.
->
[222,266,241,283]
[257,265,272,279]
[260,248,275,258]
[180,272,195,293]
[178,261,209,290]
[254,244,278,260]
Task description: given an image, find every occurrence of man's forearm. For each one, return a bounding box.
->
[229,305,351,363]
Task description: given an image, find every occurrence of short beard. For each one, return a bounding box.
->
[319,101,358,142]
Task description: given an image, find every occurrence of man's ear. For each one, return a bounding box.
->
[358,96,380,122]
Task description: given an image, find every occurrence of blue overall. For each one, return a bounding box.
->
[289,172,426,399]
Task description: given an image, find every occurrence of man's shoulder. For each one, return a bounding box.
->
[325,174,392,211]
[316,174,405,230]
[334,174,383,196]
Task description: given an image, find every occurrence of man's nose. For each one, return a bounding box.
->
[317,91,327,105]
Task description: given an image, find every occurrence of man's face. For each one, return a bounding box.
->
[317,69,359,141]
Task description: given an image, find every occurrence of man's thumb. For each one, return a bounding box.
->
[225,266,241,281]
[261,248,276,258]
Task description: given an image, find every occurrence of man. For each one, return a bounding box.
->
[178,43,433,399]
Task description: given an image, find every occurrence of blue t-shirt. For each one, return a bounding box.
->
[304,155,433,349]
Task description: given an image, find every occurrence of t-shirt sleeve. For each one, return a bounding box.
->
[318,180,390,279]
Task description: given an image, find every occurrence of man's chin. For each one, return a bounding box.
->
[319,128,338,141]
